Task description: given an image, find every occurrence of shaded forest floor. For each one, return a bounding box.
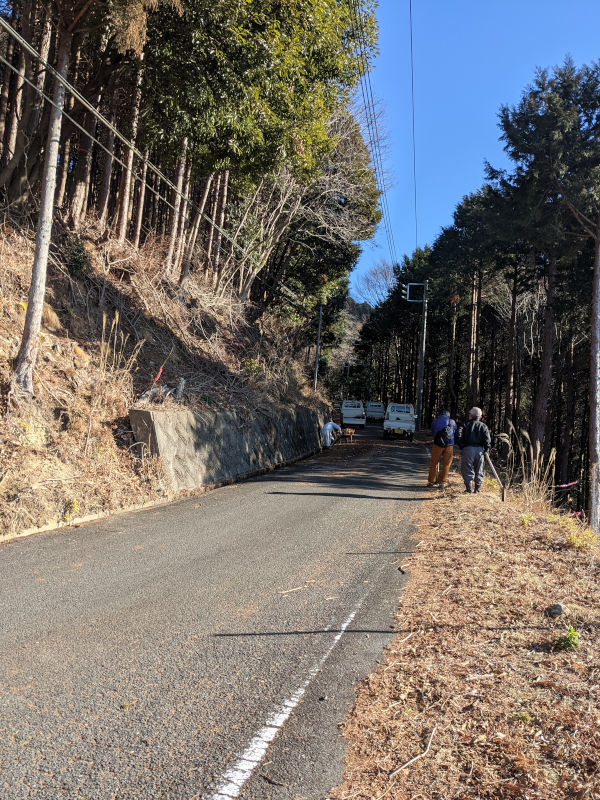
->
[0,222,321,537]
[330,467,600,800]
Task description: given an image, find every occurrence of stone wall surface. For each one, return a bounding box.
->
[129,404,327,493]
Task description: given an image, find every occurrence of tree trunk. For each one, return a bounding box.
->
[588,223,600,532]
[4,45,25,163]
[531,255,557,459]
[203,172,221,278]
[559,334,576,485]
[12,31,71,393]
[132,147,149,249]
[473,270,482,403]
[55,47,79,209]
[164,136,188,276]
[466,270,478,408]
[0,36,15,157]
[97,117,115,230]
[116,55,144,243]
[173,162,192,279]
[179,172,213,286]
[55,136,71,207]
[447,308,457,405]
[67,102,98,229]
[25,9,52,138]
[504,262,518,430]
[212,169,229,290]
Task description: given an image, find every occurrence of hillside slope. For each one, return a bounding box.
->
[0,225,323,537]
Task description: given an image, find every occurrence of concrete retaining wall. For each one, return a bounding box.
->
[129,404,328,493]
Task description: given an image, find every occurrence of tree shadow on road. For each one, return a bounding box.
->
[265,490,433,502]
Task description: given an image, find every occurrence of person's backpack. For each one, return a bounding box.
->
[434,423,452,448]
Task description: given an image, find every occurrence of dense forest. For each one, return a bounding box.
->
[0,0,380,392]
[348,59,600,523]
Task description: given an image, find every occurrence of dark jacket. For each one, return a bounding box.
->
[456,419,491,451]
[431,413,456,446]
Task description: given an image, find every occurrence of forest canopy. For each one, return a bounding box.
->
[0,0,380,392]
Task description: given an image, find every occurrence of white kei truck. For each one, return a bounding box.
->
[382,403,416,440]
[341,400,366,427]
[365,401,385,421]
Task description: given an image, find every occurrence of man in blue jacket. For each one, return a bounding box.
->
[427,409,456,488]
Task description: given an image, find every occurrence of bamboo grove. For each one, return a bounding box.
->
[0,0,380,391]
[349,59,600,521]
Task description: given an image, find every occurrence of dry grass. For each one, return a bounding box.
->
[0,222,319,536]
[330,474,600,800]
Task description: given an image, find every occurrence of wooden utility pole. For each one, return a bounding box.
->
[415,279,428,431]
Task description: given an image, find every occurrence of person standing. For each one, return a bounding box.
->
[321,420,342,448]
[427,409,456,488]
[456,407,491,493]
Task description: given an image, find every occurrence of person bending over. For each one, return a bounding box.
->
[321,420,342,448]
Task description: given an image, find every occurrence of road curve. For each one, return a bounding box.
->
[0,427,429,799]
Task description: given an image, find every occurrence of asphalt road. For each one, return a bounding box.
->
[0,427,428,800]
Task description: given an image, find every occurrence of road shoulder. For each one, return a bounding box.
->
[329,477,600,800]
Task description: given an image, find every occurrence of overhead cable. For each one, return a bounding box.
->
[409,0,419,251]
[349,0,398,266]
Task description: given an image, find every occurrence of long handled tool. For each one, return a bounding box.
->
[485,452,506,501]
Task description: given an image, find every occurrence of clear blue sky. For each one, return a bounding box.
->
[350,0,600,298]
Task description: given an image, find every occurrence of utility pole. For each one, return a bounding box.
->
[313,303,323,391]
[401,279,429,431]
[415,279,428,431]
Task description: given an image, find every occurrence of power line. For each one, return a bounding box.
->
[353,26,396,263]
[349,0,398,267]
[353,7,397,263]
[409,0,418,252]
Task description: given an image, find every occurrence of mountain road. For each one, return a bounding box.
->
[0,426,429,800]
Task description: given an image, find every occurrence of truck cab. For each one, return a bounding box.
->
[383,403,416,440]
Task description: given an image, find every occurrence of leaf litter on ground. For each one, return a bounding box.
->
[329,473,600,800]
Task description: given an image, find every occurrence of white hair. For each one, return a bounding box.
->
[469,407,482,420]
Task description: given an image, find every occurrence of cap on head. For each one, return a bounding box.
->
[469,407,482,420]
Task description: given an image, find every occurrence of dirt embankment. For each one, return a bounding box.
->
[0,224,321,538]
[331,474,600,800]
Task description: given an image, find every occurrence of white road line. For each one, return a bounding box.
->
[210,603,363,799]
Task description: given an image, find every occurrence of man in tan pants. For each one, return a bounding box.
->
[427,409,456,488]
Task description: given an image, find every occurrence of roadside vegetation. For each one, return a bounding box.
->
[0,221,328,536]
[0,1,379,536]
[331,468,600,800]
